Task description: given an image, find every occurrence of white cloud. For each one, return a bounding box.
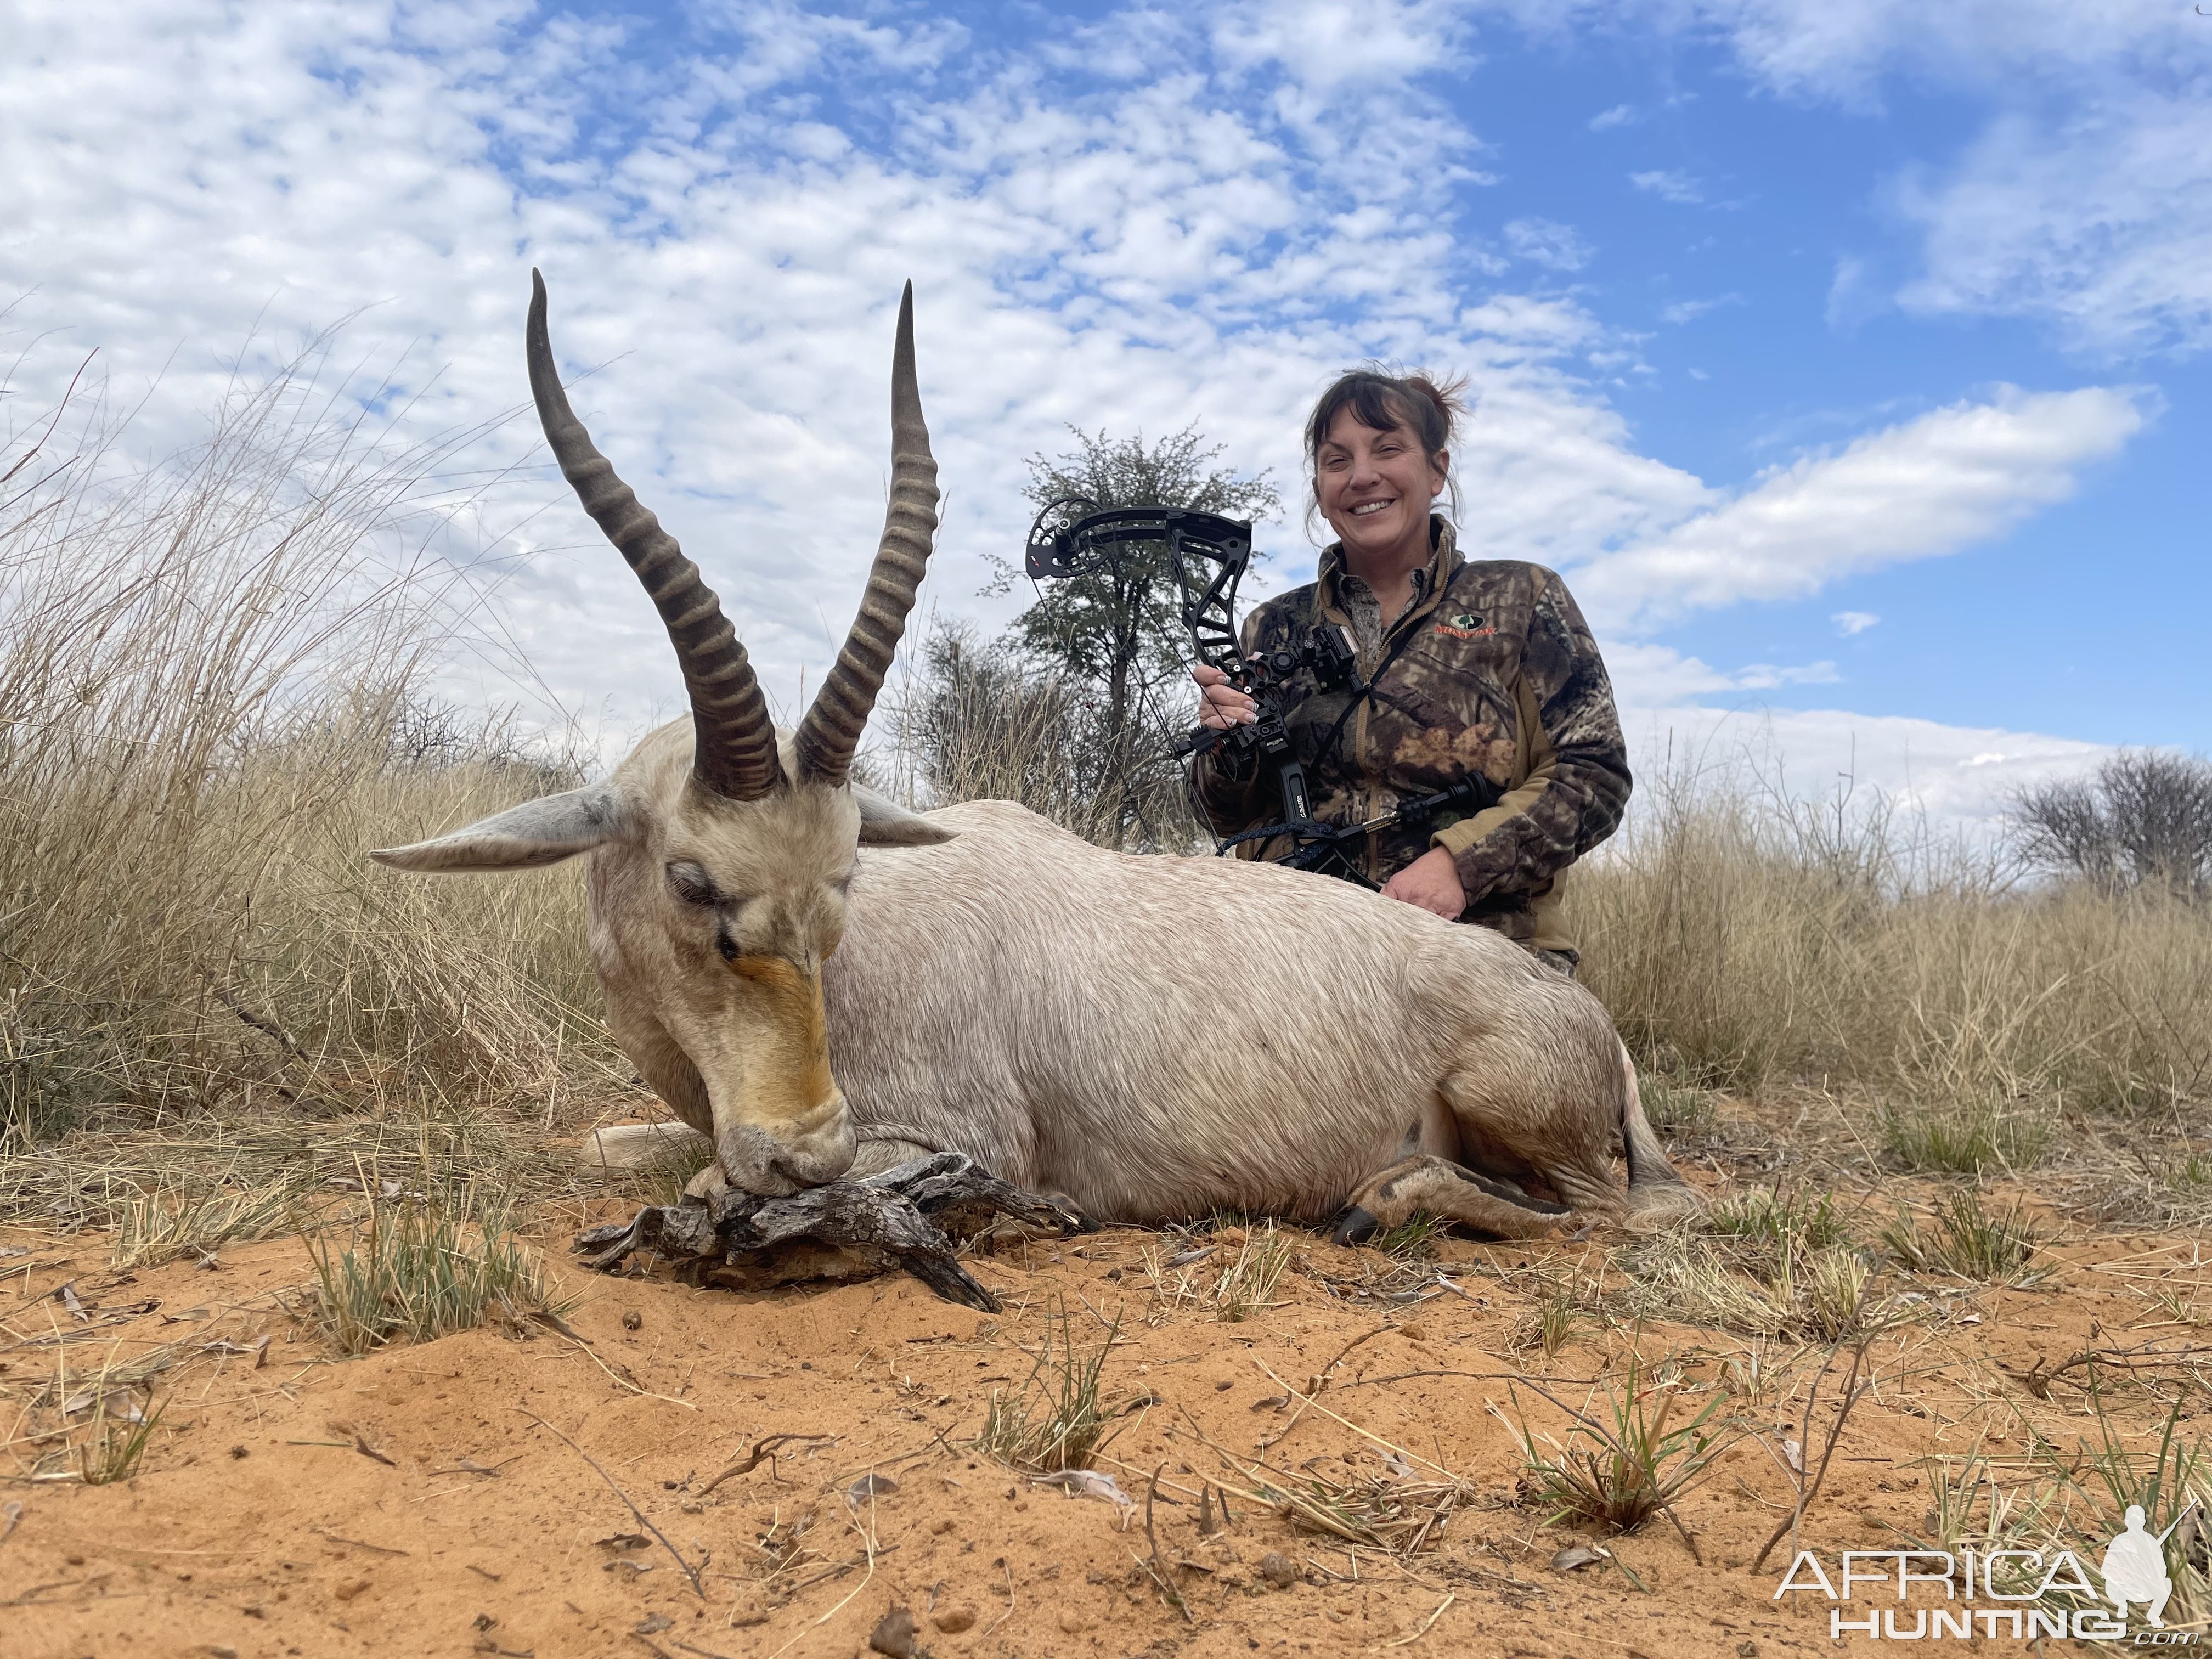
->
[1571,386,2148,632]
[1659,293,1741,325]
[1831,610,1880,636]
[1657,0,2180,103]
[1824,253,1881,330]
[1588,103,1634,131]
[1896,98,2212,358]
[0,0,2159,831]
[1212,0,1472,92]
[1628,168,1703,204]
[1615,702,2110,832]
[1607,643,1838,704]
[1504,216,1592,271]
[0,0,1610,747]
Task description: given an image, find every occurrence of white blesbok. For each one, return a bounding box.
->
[375,278,1699,1242]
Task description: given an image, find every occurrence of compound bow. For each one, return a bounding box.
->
[1023,497,1497,889]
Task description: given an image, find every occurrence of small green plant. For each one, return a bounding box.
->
[1709,1187,1850,1252]
[1881,1188,2039,1282]
[306,1184,569,1355]
[1879,1100,2050,1174]
[77,1390,164,1486]
[1371,1210,1448,1260]
[1707,1186,1849,1256]
[1802,1248,1873,1341]
[1504,1352,1738,1546]
[1537,1293,1577,1357]
[1638,1078,1714,1135]
[1718,1341,1782,1409]
[1990,1381,2212,1625]
[2149,1288,2208,1327]
[973,1297,1127,1473]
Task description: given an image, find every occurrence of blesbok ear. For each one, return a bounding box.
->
[369,785,632,872]
[853,784,955,847]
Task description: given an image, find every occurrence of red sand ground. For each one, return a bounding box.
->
[3,1170,2204,1659]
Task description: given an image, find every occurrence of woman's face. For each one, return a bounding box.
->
[1313,406,1448,565]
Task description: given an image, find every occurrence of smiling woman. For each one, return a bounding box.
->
[1192,368,1632,974]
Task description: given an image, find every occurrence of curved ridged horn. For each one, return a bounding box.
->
[792,282,939,788]
[527,269,786,802]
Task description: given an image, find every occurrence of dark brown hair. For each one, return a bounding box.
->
[1303,366,1470,531]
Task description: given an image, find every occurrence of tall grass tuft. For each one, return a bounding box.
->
[879,620,1205,851]
[1881,1188,2041,1282]
[1505,1353,1737,1544]
[0,339,620,1149]
[1878,1098,2051,1174]
[111,1180,297,1268]
[76,1391,165,1486]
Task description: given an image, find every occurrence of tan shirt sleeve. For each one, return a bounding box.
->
[1430,672,1554,858]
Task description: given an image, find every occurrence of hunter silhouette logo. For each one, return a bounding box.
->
[1773,1496,2205,1642]
[2102,1502,2198,1629]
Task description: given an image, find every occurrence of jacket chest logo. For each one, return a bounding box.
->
[1433,611,1493,640]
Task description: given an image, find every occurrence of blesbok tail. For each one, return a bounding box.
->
[1618,1045,1704,1226]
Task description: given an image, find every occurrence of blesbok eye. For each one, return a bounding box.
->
[665,861,717,908]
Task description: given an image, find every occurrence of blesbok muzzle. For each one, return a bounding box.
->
[706,952,858,1194]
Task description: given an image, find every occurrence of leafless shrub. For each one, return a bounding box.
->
[2009,750,2212,901]
[880,619,1205,850]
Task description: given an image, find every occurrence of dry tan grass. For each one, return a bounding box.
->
[1140,1223,1295,1323]
[0,343,627,1157]
[877,618,1207,852]
[1567,756,2212,1136]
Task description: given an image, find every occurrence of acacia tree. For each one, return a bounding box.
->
[985,427,1279,842]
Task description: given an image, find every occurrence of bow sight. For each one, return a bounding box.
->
[1023,497,1497,889]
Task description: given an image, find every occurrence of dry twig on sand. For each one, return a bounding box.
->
[516,1409,702,1597]
[1751,1339,1877,1573]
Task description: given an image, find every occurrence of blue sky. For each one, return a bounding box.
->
[5,0,2207,821]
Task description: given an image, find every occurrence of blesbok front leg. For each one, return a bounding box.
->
[579,1121,714,1173]
[1333,1153,1571,1246]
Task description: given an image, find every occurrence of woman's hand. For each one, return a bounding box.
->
[1381,846,1465,919]
[1192,663,1257,731]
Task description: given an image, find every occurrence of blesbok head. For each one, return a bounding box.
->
[372,271,950,1195]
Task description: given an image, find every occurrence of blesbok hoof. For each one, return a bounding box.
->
[573,1153,1087,1312]
[1330,1206,1381,1248]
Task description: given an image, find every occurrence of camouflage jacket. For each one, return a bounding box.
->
[1192,519,1630,952]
